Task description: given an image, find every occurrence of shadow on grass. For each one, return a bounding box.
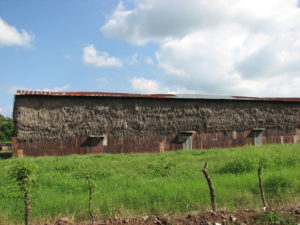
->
[0,151,12,159]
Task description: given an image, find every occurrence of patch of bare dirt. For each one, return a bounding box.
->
[48,207,300,225]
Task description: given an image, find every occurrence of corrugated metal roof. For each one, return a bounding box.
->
[15,90,300,102]
[233,96,300,102]
[175,94,242,100]
[16,90,175,98]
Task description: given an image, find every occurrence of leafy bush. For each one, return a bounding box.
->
[255,211,296,225]
[0,114,14,142]
[10,160,37,188]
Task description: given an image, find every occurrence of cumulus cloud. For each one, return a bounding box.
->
[130,77,175,94]
[102,0,300,97]
[130,77,197,94]
[0,17,33,47]
[101,1,225,45]
[82,45,122,67]
[130,77,160,93]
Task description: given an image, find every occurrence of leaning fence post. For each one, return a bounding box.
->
[202,162,217,212]
[258,164,269,209]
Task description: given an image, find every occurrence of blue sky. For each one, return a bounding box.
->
[1,0,300,117]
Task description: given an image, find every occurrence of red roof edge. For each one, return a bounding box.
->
[15,90,176,98]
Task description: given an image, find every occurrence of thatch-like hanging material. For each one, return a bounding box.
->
[13,95,300,142]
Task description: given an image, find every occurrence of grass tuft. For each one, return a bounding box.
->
[255,211,296,225]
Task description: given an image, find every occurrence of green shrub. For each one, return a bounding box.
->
[0,114,14,142]
[255,211,296,225]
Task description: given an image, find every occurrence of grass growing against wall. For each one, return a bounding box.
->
[0,144,300,224]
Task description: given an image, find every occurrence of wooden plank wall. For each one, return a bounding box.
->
[14,129,299,157]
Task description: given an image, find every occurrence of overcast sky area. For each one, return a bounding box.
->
[1,0,300,117]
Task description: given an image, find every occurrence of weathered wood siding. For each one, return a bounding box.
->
[13,129,299,157]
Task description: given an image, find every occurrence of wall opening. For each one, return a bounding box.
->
[178,131,196,150]
[81,135,107,147]
[253,128,264,146]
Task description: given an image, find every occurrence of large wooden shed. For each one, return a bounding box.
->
[12,90,300,156]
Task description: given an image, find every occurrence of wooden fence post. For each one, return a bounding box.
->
[89,185,95,223]
[258,164,269,209]
[202,162,217,212]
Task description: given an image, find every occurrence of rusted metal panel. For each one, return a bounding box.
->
[12,137,18,157]
[201,132,206,141]
[15,129,299,157]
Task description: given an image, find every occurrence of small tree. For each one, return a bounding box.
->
[10,160,36,225]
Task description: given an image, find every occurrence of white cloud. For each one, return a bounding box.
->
[82,45,122,67]
[0,107,2,113]
[103,0,300,97]
[157,59,188,77]
[130,77,160,94]
[0,17,33,47]
[42,84,70,92]
[130,77,196,94]
[145,56,154,65]
[101,1,226,45]
[130,77,176,94]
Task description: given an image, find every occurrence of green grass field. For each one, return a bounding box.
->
[0,144,300,224]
